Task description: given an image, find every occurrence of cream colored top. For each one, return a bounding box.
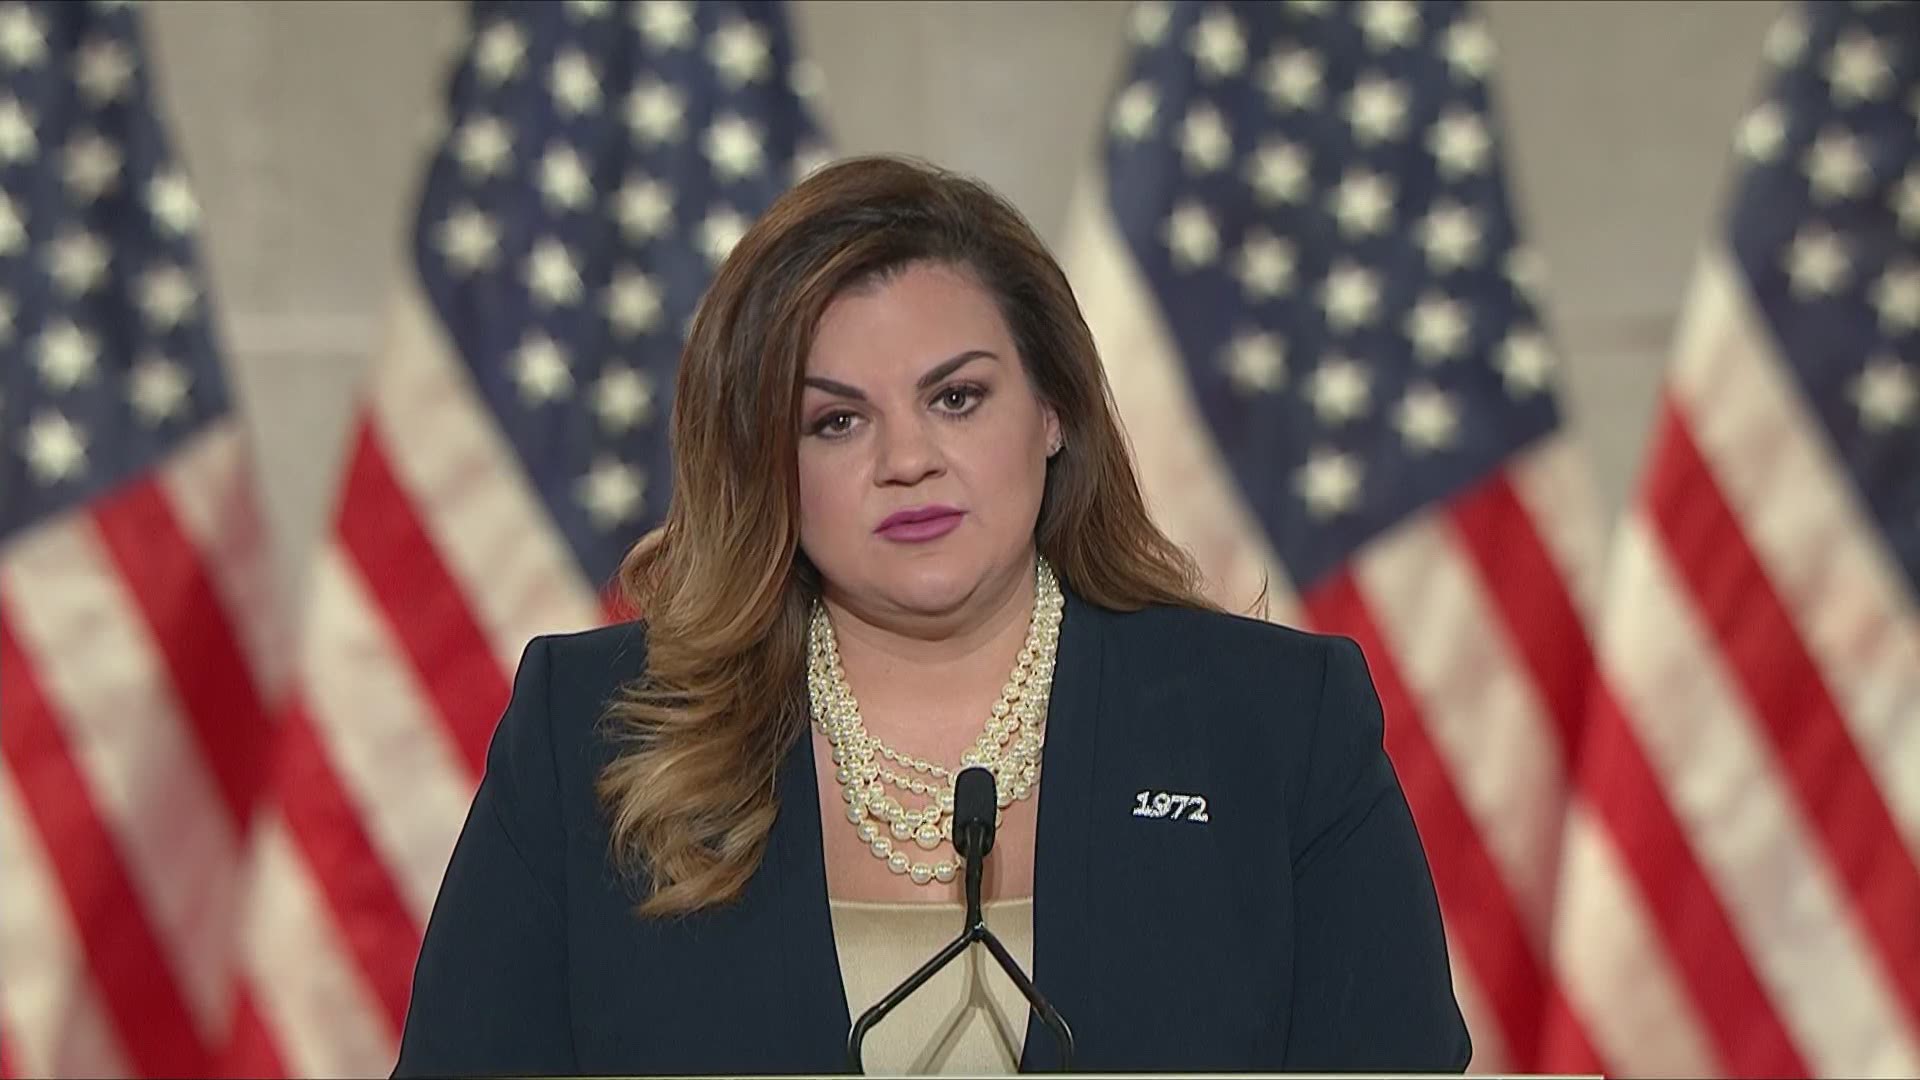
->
[830,896,1034,1075]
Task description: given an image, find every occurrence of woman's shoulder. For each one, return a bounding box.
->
[1097,600,1355,683]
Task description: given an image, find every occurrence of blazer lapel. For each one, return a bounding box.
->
[772,720,858,1073]
[1018,588,1105,1073]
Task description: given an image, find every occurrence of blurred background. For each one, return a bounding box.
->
[144,0,1781,606]
[7,1,1917,1078]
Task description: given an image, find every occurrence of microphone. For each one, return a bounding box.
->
[846,766,1076,1073]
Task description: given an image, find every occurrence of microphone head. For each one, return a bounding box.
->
[952,766,998,859]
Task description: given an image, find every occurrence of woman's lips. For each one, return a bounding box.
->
[875,509,965,542]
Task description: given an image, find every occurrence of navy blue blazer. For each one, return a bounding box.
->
[394,588,1470,1076]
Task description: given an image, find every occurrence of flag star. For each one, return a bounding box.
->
[454,115,514,179]
[513,334,574,403]
[74,37,135,105]
[1131,1,1172,45]
[578,457,647,529]
[1111,82,1158,142]
[1785,225,1850,298]
[1873,264,1920,334]
[1418,201,1483,271]
[1164,201,1219,270]
[1188,9,1246,79]
[1222,331,1286,395]
[47,230,110,296]
[1261,48,1322,111]
[1429,109,1490,178]
[1850,356,1916,431]
[1295,448,1363,518]
[1506,247,1548,294]
[603,268,665,336]
[615,174,674,241]
[637,0,697,50]
[1406,293,1471,362]
[129,355,191,425]
[525,238,584,306]
[0,96,33,163]
[22,411,86,484]
[1359,0,1420,50]
[63,131,121,201]
[138,265,198,329]
[1321,263,1381,330]
[474,21,527,84]
[435,205,500,274]
[1234,231,1295,299]
[148,171,199,235]
[793,141,835,183]
[0,191,20,255]
[1894,170,1920,236]
[539,144,594,210]
[699,206,749,266]
[1332,169,1394,236]
[1497,329,1555,394]
[704,113,765,180]
[1737,102,1788,163]
[1442,17,1495,79]
[709,19,772,86]
[626,81,686,144]
[0,4,47,68]
[1395,384,1460,451]
[1805,128,1869,202]
[593,365,657,431]
[1764,10,1806,68]
[549,50,601,115]
[1247,139,1311,204]
[1346,76,1409,144]
[36,321,99,391]
[1826,29,1892,104]
[1179,104,1232,173]
[1307,356,1372,423]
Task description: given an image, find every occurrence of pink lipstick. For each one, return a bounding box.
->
[875,504,964,542]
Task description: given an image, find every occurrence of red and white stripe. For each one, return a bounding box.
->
[1062,176,1605,1074]
[0,421,278,1079]
[1548,253,1920,1077]
[226,281,603,1076]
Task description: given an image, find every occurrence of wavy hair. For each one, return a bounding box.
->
[598,155,1217,917]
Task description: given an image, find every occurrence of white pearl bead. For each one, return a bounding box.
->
[934,862,957,883]
[890,819,912,841]
[915,825,941,850]
[857,821,880,843]
[846,804,865,823]
[869,837,890,858]
[908,864,933,885]
[887,852,909,874]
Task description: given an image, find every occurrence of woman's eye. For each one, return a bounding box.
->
[813,412,856,436]
[937,386,982,412]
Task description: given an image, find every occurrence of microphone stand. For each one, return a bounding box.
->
[846,796,1075,1073]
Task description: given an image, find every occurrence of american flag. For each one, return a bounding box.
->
[1546,2,1920,1074]
[219,1,824,1075]
[1060,0,1612,1072]
[0,1,283,1076]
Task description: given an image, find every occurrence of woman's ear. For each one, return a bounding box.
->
[1043,406,1063,457]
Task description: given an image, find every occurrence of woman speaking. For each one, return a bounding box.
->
[394,155,1469,1076]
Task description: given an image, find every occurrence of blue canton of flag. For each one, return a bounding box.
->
[1725,0,1920,599]
[413,0,827,590]
[0,0,230,543]
[1102,0,1561,590]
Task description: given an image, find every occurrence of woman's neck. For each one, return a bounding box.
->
[818,554,1042,756]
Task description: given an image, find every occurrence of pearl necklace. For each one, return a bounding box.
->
[805,559,1064,886]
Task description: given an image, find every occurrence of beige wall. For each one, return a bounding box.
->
[141,0,1785,612]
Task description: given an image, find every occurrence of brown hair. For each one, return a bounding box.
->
[597,154,1216,917]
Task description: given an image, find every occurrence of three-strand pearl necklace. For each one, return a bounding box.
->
[805,559,1064,886]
